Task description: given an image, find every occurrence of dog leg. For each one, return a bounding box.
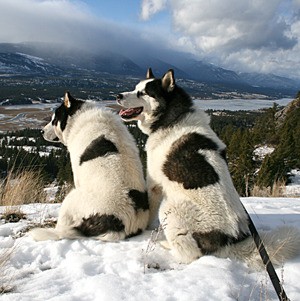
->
[168,231,202,264]
[160,203,202,264]
[147,177,163,228]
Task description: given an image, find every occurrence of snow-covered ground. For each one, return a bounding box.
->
[286,169,300,197]
[0,197,300,301]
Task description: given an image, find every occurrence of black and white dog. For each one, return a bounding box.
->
[30,92,149,241]
[117,68,300,267]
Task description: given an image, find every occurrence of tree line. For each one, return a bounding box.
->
[0,95,299,197]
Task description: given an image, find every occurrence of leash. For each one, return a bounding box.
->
[245,209,290,301]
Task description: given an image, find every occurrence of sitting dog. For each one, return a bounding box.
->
[116,68,300,268]
[30,92,149,241]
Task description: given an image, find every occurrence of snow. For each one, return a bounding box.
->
[253,145,275,161]
[1,197,300,301]
[286,169,300,197]
[194,98,292,111]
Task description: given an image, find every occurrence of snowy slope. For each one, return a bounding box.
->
[1,197,300,301]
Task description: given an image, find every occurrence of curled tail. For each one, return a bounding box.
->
[218,226,300,270]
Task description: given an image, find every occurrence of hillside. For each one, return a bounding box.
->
[0,42,298,101]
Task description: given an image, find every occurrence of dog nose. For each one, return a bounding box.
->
[116,94,123,100]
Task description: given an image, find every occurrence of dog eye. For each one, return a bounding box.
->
[137,91,145,98]
[52,117,58,126]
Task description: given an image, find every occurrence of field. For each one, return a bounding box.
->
[0,104,55,132]
[0,101,118,132]
[0,98,293,133]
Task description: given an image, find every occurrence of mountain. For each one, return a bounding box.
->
[275,92,300,128]
[0,42,299,98]
[0,52,62,76]
[239,72,299,90]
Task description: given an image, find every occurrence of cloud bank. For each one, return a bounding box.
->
[141,0,300,79]
[0,0,300,79]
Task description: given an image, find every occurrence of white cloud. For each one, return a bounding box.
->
[0,0,95,45]
[140,0,300,78]
[0,0,155,55]
[140,0,167,21]
[1,0,300,79]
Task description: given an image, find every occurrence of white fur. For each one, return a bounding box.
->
[118,77,300,267]
[30,103,148,241]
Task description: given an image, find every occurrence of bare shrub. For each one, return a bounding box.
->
[0,170,47,207]
[271,180,286,197]
[0,246,15,294]
[251,180,286,197]
[251,185,272,197]
[0,170,47,222]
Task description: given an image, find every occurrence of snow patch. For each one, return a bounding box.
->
[0,197,300,300]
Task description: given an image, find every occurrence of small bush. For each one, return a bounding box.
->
[0,170,47,207]
[251,180,286,197]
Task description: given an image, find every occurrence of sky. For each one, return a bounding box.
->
[0,0,300,79]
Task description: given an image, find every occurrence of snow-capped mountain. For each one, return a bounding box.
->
[0,52,62,76]
[0,42,298,96]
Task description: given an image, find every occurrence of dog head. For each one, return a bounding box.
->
[117,68,178,134]
[117,68,192,134]
[42,92,84,145]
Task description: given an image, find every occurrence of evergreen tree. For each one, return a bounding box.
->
[229,129,255,196]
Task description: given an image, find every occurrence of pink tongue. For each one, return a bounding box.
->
[119,108,136,117]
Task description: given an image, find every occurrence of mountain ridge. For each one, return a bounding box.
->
[0,42,299,99]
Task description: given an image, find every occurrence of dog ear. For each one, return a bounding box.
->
[146,68,155,79]
[64,91,72,108]
[162,69,175,92]
[64,91,77,108]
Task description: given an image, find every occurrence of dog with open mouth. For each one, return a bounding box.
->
[116,68,300,267]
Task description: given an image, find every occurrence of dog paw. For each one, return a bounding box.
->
[159,240,171,249]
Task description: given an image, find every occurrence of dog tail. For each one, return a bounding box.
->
[29,226,82,241]
[218,226,300,270]
[29,219,128,241]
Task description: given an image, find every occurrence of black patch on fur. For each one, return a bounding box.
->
[80,135,118,165]
[75,214,125,237]
[144,79,194,132]
[163,133,220,189]
[192,230,250,255]
[128,189,149,211]
[126,228,143,239]
[52,95,84,132]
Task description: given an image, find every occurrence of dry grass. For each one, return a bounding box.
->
[0,246,15,294]
[251,180,286,197]
[0,169,47,222]
[0,170,47,207]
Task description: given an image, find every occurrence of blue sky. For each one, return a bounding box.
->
[82,0,172,32]
[0,0,300,79]
[83,0,143,24]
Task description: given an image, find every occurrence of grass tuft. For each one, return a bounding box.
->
[0,170,47,207]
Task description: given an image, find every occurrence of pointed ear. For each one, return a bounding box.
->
[64,92,71,108]
[162,69,175,92]
[146,68,155,79]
